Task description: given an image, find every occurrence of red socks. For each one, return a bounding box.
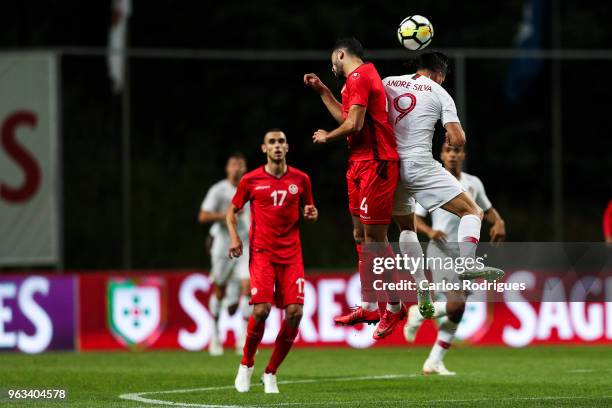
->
[240,315,300,374]
[240,316,265,367]
[265,321,299,374]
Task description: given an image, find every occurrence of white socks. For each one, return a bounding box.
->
[386,302,402,313]
[457,214,481,259]
[399,230,428,285]
[428,316,458,362]
[413,301,447,322]
[209,294,221,320]
[361,302,378,311]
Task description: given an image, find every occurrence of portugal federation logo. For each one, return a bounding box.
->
[107,277,167,350]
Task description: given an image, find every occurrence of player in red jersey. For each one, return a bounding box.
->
[304,38,409,340]
[228,129,318,394]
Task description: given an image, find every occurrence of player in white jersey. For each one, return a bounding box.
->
[403,142,506,375]
[198,153,252,356]
[383,51,504,293]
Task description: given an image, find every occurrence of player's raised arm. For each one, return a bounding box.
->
[304,73,344,124]
[444,122,466,147]
[312,104,366,144]
[226,203,243,258]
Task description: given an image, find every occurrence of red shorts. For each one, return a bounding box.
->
[249,251,305,308]
[346,160,399,225]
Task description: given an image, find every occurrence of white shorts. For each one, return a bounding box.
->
[392,159,463,215]
[210,252,249,285]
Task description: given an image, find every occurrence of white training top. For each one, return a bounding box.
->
[201,179,250,256]
[415,172,492,241]
[383,73,460,161]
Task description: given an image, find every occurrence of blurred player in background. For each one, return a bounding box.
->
[198,153,252,356]
[385,51,504,286]
[304,37,413,340]
[403,142,506,375]
[604,200,612,243]
[228,130,318,394]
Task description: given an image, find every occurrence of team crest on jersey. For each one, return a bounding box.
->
[107,277,167,350]
[352,72,360,79]
[288,184,299,194]
[251,287,258,296]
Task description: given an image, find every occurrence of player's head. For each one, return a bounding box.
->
[440,142,465,172]
[416,51,449,85]
[225,152,247,182]
[262,129,288,163]
[331,37,364,78]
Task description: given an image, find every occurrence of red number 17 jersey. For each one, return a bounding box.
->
[232,166,314,264]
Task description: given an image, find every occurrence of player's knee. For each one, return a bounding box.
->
[447,301,465,323]
[463,204,483,220]
[252,303,271,321]
[227,303,238,316]
[285,305,303,326]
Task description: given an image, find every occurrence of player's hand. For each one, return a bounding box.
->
[313,129,329,144]
[228,239,243,258]
[428,230,448,242]
[304,73,329,95]
[303,205,318,222]
[489,221,506,244]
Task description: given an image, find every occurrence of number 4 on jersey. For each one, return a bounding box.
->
[360,197,368,214]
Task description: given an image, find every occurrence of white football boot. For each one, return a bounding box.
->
[458,266,505,281]
[422,359,456,376]
[261,372,280,394]
[403,304,424,343]
[208,333,223,356]
[234,364,254,392]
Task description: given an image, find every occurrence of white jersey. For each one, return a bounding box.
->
[416,172,492,241]
[201,179,250,256]
[383,73,460,161]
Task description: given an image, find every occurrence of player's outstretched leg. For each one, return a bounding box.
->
[456,215,504,281]
[423,300,464,376]
[235,303,269,393]
[262,304,302,393]
[442,195,504,281]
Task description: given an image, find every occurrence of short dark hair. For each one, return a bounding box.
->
[228,151,246,162]
[263,128,286,142]
[416,51,449,75]
[332,37,364,58]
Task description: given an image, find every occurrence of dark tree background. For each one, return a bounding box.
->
[2,1,611,269]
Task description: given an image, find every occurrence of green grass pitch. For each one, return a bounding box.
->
[0,346,611,407]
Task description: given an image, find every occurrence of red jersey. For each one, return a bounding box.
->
[232,165,314,264]
[341,62,398,162]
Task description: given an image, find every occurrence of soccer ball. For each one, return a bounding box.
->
[397,15,434,50]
